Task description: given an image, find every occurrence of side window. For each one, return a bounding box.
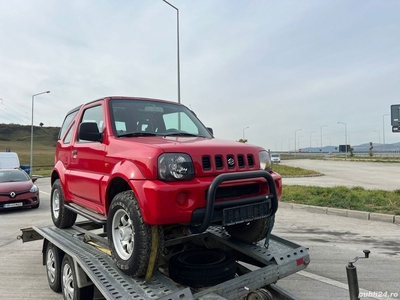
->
[79,105,104,142]
[163,112,199,134]
[58,110,78,140]
[63,123,75,144]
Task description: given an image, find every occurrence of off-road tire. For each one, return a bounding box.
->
[51,179,77,228]
[107,190,164,277]
[61,255,94,300]
[45,242,63,292]
[169,249,236,288]
[225,216,272,243]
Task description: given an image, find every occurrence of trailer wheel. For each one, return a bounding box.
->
[45,242,62,292]
[169,249,236,288]
[107,190,164,277]
[225,217,271,243]
[61,255,94,300]
[51,179,77,228]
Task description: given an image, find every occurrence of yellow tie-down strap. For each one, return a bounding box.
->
[83,235,112,256]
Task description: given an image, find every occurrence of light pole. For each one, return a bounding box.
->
[383,114,390,153]
[163,0,180,104]
[373,130,381,153]
[338,122,347,159]
[295,129,302,153]
[320,125,328,150]
[30,91,50,175]
[309,131,316,151]
[297,135,303,150]
[242,126,249,140]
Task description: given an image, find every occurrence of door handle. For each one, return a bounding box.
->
[72,150,78,155]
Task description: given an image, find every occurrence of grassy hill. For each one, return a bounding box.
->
[0,123,60,175]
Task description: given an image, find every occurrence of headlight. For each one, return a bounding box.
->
[158,153,194,181]
[30,184,38,193]
[259,150,272,171]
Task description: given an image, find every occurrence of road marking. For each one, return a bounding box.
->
[40,191,50,195]
[298,270,397,300]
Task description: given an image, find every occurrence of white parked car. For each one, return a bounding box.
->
[271,153,281,163]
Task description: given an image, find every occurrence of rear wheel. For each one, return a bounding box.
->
[226,217,271,243]
[51,179,77,228]
[107,190,164,277]
[45,242,62,292]
[61,255,94,300]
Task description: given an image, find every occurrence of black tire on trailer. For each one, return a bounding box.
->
[45,242,63,292]
[51,179,77,228]
[61,255,94,300]
[107,190,164,277]
[168,249,236,288]
[225,217,271,243]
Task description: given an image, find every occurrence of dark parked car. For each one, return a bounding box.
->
[0,169,40,210]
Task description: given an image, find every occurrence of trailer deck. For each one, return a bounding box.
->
[20,222,309,300]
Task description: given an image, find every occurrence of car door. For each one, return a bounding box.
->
[66,103,107,211]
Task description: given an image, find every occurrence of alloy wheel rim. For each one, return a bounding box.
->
[112,208,134,260]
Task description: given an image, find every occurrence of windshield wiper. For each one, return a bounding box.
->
[118,132,158,137]
[163,132,200,137]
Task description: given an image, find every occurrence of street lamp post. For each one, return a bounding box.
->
[30,91,50,175]
[383,114,390,153]
[297,135,303,150]
[163,0,180,104]
[295,129,302,153]
[242,126,249,140]
[338,122,347,159]
[320,125,328,151]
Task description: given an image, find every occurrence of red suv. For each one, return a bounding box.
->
[51,96,282,276]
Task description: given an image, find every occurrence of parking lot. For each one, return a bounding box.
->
[0,160,399,299]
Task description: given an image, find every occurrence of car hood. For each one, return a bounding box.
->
[0,181,33,192]
[107,136,265,177]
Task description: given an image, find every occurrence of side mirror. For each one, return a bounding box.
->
[207,127,213,135]
[78,122,103,142]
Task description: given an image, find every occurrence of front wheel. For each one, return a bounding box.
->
[225,216,272,243]
[107,191,164,277]
[51,179,77,228]
[61,255,94,300]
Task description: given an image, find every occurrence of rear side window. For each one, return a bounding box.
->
[59,111,78,140]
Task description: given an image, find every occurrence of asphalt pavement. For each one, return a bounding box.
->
[0,161,399,300]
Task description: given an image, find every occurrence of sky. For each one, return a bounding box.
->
[1,0,400,151]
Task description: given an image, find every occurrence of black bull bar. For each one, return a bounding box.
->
[189,170,279,234]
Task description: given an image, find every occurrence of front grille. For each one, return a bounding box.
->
[247,155,255,167]
[201,154,256,171]
[215,156,223,169]
[202,156,211,170]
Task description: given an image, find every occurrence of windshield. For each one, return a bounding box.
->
[110,99,213,138]
[0,170,30,182]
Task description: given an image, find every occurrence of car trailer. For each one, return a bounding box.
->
[19,221,310,300]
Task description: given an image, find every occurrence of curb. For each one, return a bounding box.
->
[279,202,399,224]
